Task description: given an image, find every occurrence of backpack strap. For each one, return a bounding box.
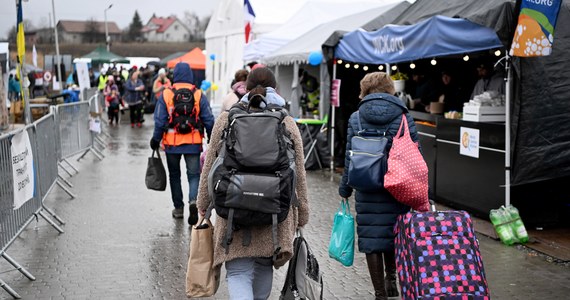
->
[356,111,363,132]
[223,208,235,254]
[242,228,252,247]
[271,214,281,262]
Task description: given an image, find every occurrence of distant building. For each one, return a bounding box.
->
[142,16,190,42]
[57,20,121,44]
[26,28,55,44]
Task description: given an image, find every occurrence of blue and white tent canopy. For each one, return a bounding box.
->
[335,15,503,64]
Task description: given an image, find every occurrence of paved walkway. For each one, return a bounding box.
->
[1,119,569,299]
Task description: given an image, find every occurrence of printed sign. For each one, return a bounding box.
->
[459,127,480,159]
[331,79,341,107]
[76,62,91,91]
[11,130,35,209]
[89,117,101,133]
[510,0,563,57]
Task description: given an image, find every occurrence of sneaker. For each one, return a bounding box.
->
[188,203,198,225]
[131,123,135,128]
[172,208,184,219]
[137,122,142,128]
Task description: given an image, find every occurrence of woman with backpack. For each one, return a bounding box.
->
[338,72,421,300]
[196,67,309,300]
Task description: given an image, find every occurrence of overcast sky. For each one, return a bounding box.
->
[0,0,222,39]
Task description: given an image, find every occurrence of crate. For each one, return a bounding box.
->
[462,106,505,122]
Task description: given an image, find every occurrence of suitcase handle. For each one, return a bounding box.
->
[429,200,436,212]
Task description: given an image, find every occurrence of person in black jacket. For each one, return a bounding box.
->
[339,72,421,300]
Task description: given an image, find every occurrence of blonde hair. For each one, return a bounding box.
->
[359,72,395,99]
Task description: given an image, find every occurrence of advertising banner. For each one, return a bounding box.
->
[11,130,35,209]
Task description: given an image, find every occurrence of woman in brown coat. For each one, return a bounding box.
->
[197,67,309,299]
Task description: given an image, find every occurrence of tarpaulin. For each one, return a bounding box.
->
[335,15,503,65]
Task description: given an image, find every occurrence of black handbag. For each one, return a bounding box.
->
[280,230,323,300]
[145,150,167,191]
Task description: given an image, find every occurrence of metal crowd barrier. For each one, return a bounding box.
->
[0,120,65,299]
[0,90,108,298]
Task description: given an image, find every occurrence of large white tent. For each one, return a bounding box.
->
[243,0,395,63]
[205,0,306,102]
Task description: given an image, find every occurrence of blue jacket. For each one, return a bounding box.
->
[124,78,144,105]
[152,63,214,154]
[339,93,420,253]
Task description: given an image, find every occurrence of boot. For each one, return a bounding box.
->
[366,253,388,300]
[383,251,399,298]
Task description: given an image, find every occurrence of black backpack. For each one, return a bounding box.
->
[208,100,296,260]
[168,87,203,134]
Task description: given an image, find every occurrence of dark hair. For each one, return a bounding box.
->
[234,69,249,82]
[246,67,276,108]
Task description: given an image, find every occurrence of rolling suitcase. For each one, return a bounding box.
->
[394,204,490,300]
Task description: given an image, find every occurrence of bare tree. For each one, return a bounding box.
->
[6,19,35,43]
[84,18,104,43]
[183,11,210,42]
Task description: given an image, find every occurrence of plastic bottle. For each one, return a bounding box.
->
[505,205,529,243]
[490,208,517,246]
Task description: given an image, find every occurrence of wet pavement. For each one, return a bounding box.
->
[1,116,569,300]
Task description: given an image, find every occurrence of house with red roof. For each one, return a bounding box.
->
[142,16,190,42]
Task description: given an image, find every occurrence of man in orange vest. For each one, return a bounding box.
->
[150,62,214,225]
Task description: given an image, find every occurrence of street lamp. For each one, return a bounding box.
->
[104,4,113,51]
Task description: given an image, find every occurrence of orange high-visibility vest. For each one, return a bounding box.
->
[155,78,172,100]
[162,83,203,146]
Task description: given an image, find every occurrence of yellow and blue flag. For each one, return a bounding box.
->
[510,0,563,57]
[16,0,26,81]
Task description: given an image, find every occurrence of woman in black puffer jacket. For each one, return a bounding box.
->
[339,72,421,300]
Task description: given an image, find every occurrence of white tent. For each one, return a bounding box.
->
[205,0,307,102]
[262,1,410,119]
[243,0,395,63]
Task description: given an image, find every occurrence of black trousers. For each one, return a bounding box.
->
[129,103,143,124]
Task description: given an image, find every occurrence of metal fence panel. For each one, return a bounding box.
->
[34,113,59,200]
[0,126,43,253]
[56,102,91,159]
[81,87,98,103]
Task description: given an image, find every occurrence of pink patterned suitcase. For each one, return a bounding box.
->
[394,210,490,300]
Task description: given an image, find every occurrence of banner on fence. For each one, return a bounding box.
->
[11,130,35,209]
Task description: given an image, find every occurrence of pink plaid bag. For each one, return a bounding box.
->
[385,115,429,212]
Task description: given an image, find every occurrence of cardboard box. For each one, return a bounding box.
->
[462,106,506,122]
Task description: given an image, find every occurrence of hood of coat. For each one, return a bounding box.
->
[358,93,408,125]
[172,62,194,84]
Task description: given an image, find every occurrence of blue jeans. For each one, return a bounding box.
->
[165,153,200,209]
[225,257,273,300]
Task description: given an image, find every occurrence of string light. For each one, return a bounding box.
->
[337,59,343,64]
[345,63,350,69]
[494,50,502,56]
[378,65,384,71]
[391,65,397,71]
[354,64,360,69]
[363,66,369,71]
[431,58,437,66]
[463,55,470,62]
[410,62,416,69]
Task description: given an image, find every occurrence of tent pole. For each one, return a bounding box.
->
[330,61,337,173]
[505,54,512,207]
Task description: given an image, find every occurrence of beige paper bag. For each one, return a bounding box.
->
[186,218,221,298]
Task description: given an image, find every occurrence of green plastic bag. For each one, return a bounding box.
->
[328,199,355,267]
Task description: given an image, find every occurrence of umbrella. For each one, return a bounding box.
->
[80,45,130,64]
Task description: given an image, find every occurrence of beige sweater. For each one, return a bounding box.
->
[197,112,309,268]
